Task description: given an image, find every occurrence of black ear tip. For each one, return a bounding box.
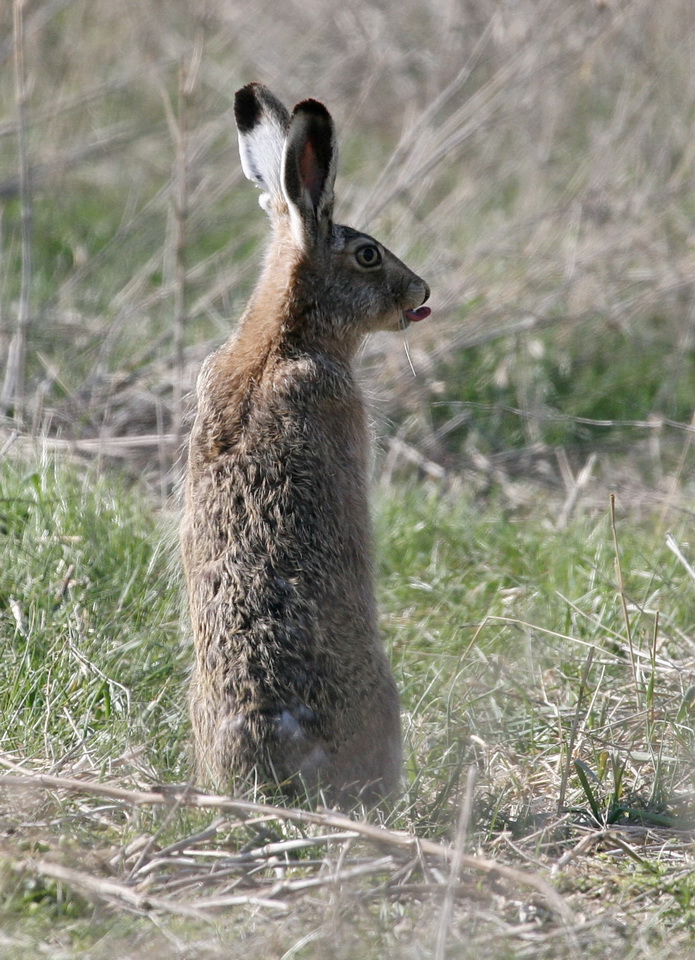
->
[234,83,263,133]
[292,98,332,123]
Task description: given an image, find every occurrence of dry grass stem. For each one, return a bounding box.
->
[610,494,640,702]
[0,766,573,920]
[1,0,32,424]
[557,647,595,814]
[435,765,477,960]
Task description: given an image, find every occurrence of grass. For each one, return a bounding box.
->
[1,451,693,958]
[378,484,695,837]
[0,453,186,774]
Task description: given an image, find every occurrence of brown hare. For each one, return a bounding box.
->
[181,83,430,809]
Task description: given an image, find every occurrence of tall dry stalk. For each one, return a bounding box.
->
[170,39,202,451]
[1,0,32,426]
[434,765,477,960]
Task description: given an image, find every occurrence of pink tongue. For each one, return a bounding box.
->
[404,306,431,322]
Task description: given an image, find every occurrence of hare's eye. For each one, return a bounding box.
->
[354,244,382,269]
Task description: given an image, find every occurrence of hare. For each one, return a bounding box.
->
[181,83,430,809]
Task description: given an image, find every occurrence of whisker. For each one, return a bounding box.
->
[403,338,417,378]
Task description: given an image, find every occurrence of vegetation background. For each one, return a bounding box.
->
[1,0,694,957]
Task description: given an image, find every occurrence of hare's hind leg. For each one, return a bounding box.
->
[188,669,224,785]
[326,675,402,808]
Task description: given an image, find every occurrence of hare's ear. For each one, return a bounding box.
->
[282,98,337,249]
[234,83,290,216]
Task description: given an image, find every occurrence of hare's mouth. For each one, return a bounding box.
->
[399,305,431,329]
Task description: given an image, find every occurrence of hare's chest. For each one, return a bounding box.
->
[257,368,368,464]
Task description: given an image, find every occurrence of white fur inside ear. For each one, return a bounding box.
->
[237,122,286,212]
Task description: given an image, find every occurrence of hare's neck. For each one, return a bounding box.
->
[239,240,362,364]
[221,252,295,383]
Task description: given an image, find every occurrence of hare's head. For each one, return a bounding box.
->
[234,83,430,343]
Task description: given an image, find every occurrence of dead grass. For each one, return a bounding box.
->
[0,753,692,958]
[1,0,694,487]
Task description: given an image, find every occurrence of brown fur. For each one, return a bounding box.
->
[181,86,429,808]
